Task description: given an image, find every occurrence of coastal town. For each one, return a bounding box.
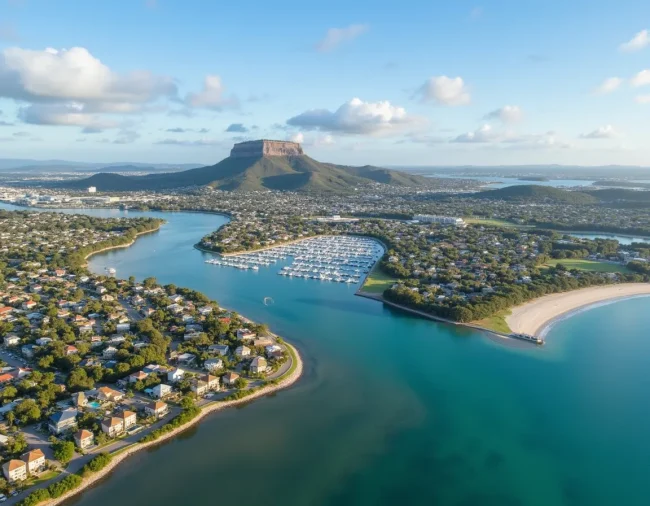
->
[0,210,298,505]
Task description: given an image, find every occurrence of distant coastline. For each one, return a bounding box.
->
[506,283,650,337]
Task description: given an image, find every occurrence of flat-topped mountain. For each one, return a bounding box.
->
[64,140,433,193]
[230,139,304,158]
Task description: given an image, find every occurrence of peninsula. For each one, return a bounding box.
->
[0,210,302,505]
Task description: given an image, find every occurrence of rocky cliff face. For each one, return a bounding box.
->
[230,140,304,158]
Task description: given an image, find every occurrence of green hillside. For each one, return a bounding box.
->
[64,154,434,193]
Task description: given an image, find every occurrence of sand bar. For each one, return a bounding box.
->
[506,283,650,337]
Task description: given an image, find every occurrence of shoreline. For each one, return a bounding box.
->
[506,283,650,337]
[40,222,306,506]
[82,226,164,263]
[45,343,303,506]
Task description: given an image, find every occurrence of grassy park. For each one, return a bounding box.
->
[360,268,397,294]
[543,258,632,273]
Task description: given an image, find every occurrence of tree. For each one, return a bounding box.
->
[6,433,27,455]
[14,399,41,425]
[67,368,95,391]
[234,378,248,390]
[143,277,157,289]
[52,440,75,464]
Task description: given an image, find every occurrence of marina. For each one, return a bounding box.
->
[204,235,384,285]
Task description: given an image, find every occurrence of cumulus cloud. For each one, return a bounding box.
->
[452,124,500,143]
[630,69,650,87]
[580,125,619,139]
[225,123,248,133]
[593,77,623,95]
[18,103,120,130]
[286,97,422,136]
[620,29,650,52]
[416,76,470,106]
[483,105,523,123]
[0,47,176,104]
[315,24,368,52]
[185,75,238,110]
[0,46,178,134]
[288,132,335,147]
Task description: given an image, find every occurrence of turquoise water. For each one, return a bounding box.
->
[1,204,649,505]
[568,232,650,245]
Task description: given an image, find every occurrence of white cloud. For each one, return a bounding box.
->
[0,47,176,104]
[580,125,619,139]
[635,94,650,104]
[504,132,571,150]
[483,105,523,123]
[315,24,368,52]
[288,132,335,147]
[286,97,423,136]
[185,75,238,110]
[630,69,650,87]
[593,77,623,95]
[18,103,119,130]
[452,124,500,143]
[416,76,470,106]
[620,29,650,52]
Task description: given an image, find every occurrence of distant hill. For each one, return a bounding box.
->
[62,144,434,193]
[470,185,598,204]
[0,158,202,172]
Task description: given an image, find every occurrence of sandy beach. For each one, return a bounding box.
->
[506,283,650,337]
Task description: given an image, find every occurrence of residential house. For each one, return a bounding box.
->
[145,401,168,419]
[250,356,268,374]
[102,346,118,358]
[0,373,13,384]
[121,410,137,430]
[48,408,78,434]
[167,368,185,383]
[151,383,172,399]
[208,344,229,356]
[3,334,20,346]
[21,449,46,474]
[65,345,78,356]
[199,374,219,391]
[2,459,27,483]
[222,372,240,387]
[72,391,87,408]
[204,358,223,372]
[191,379,209,396]
[177,353,196,365]
[74,429,94,450]
[101,417,124,438]
[97,386,124,403]
[128,371,149,384]
[237,328,256,341]
[235,345,251,358]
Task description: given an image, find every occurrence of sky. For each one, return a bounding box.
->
[0,0,650,167]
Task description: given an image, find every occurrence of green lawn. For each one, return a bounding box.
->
[544,259,632,273]
[473,310,512,334]
[465,218,532,229]
[30,470,61,486]
[360,268,397,294]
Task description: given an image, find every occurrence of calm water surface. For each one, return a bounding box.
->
[2,204,649,506]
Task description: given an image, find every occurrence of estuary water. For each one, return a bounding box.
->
[2,204,649,506]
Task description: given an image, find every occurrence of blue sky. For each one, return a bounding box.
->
[1,0,650,166]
